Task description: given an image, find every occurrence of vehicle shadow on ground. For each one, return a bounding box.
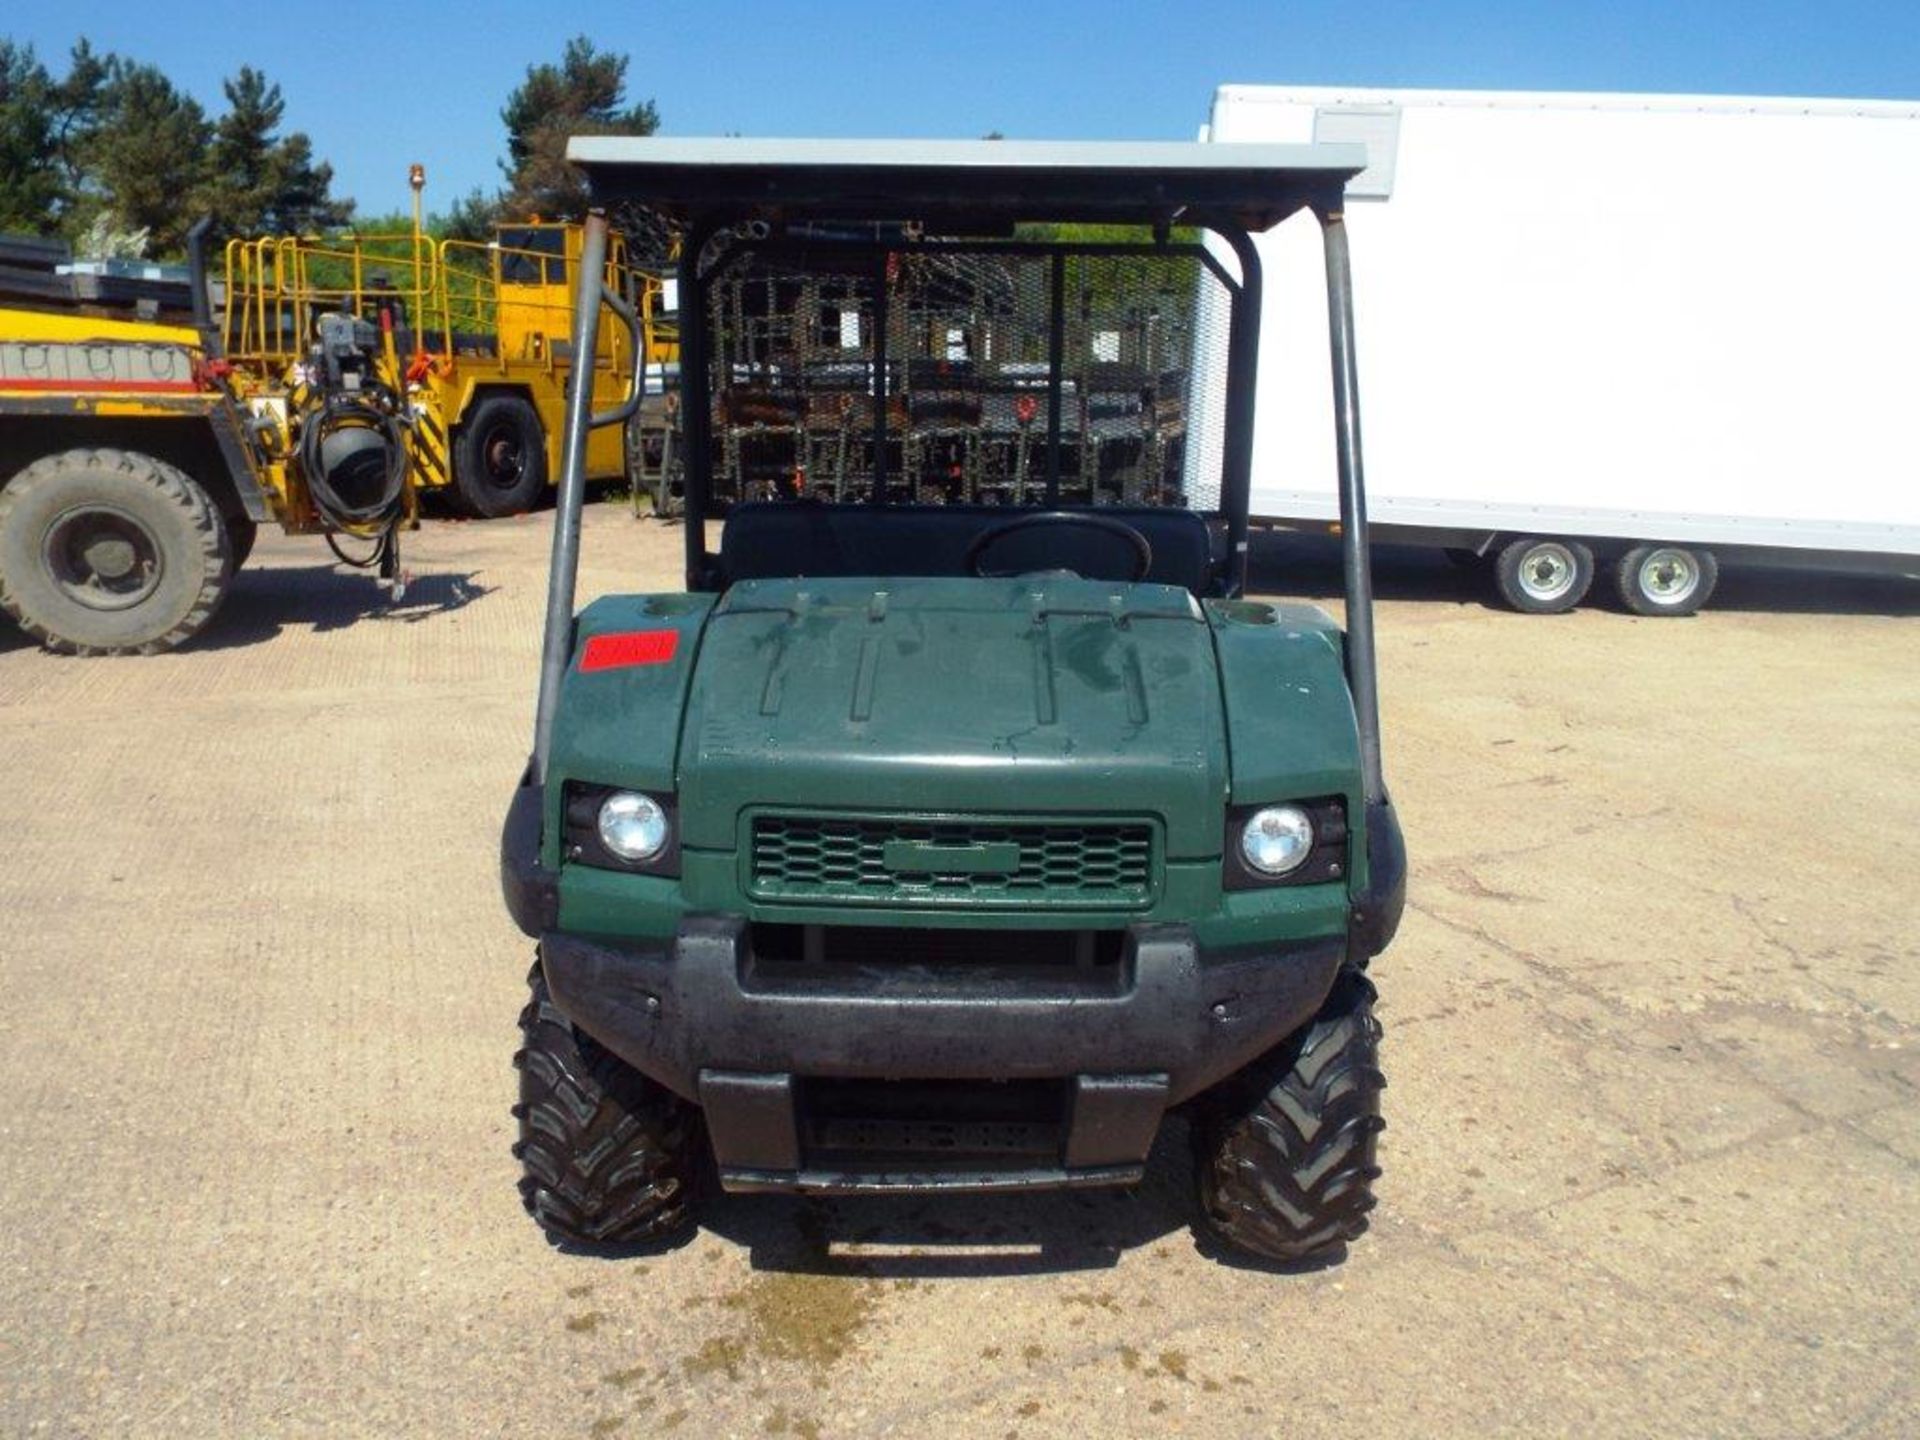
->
[1246,534,1488,611]
[689,1116,1342,1279]
[699,1122,1198,1278]
[185,564,498,651]
[1248,531,1919,617]
[1705,566,1919,616]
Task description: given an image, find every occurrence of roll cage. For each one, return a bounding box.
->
[533,137,1384,804]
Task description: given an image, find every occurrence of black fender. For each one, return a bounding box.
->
[1351,796,1406,962]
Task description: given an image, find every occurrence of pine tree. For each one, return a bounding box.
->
[261,129,351,233]
[0,43,354,254]
[48,40,109,218]
[0,41,60,234]
[78,59,211,253]
[442,186,502,243]
[499,37,658,220]
[207,65,282,235]
[206,66,351,237]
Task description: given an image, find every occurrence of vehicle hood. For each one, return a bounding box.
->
[675,576,1229,859]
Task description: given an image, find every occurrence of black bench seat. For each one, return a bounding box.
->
[718,501,1223,595]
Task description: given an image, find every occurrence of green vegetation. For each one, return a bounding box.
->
[0,39,346,253]
[385,35,665,244]
[499,37,659,222]
[0,33,660,258]
[1016,222,1205,342]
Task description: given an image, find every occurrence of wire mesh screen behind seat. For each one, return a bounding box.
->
[695,232,1229,514]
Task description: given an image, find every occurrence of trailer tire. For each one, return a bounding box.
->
[1615,544,1717,617]
[1494,536,1593,614]
[514,960,704,1246]
[0,447,231,655]
[1193,967,1386,1264]
[454,394,547,517]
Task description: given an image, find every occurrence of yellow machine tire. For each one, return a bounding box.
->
[453,394,548,518]
[0,447,232,656]
[227,516,258,574]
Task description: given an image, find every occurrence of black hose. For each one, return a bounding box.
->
[325,529,389,569]
[298,385,410,534]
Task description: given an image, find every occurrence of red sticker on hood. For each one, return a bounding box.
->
[580,629,680,672]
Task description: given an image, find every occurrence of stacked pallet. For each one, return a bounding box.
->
[0,234,199,318]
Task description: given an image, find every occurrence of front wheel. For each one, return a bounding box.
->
[0,447,231,655]
[1193,967,1386,1263]
[1615,544,1717,617]
[513,960,704,1245]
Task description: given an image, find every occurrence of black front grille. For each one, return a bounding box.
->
[749,814,1155,908]
[743,924,1129,999]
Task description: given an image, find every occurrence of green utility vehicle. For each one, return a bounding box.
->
[501,138,1405,1263]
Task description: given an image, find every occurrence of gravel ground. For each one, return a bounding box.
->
[2,505,1916,1439]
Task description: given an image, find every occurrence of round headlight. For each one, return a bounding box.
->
[1240,805,1314,876]
[597,791,669,862]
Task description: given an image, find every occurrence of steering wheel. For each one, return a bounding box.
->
[963,511,1154,583]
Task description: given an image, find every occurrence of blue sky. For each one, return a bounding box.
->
[9,1,1918,216]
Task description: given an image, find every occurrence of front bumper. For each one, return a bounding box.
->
[539,918,1343,1192]
[501,775,1402,1194]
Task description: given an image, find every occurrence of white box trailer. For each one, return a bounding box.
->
[1202,85,1920,613]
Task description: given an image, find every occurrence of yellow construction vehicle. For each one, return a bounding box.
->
[1,219,422,654]
[2,180,675,655]
[220,183,676,518]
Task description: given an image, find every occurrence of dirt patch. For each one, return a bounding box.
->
[719,1271,880,1373]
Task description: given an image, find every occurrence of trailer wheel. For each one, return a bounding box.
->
[1494,536,1594,614]
[454,394,547,517]
[1193,967,1385,1263]
[0,447,231,655]
[1615,544,1717,617]
[514,960,704,1246]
